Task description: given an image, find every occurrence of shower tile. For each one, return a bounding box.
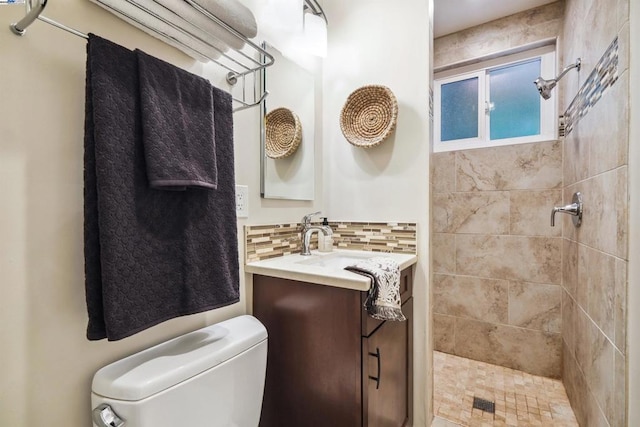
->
[561,290,576,357]
[562,343,589,427]
[434,313,456,353]
[508,282,561,333]
[614,257,627,352]
[456,235,562,285]
[563,130,590,186]
[434,274,508,323]
[453,318,561,378]
[573,306,593,375]
[509,190,562,237]
[432,233,456,274]
[562,238,579,300]
[578,245,616,339]
[432,151,456,194]
[455,141,562,192]
[434,351,577,427]
[613,349,627,427]
[433,192,509,234]
[587,72,629,177]
[585,326,614,424]
[580,167,628,259]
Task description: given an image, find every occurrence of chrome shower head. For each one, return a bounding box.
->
[534,77,557,100]
[533,58,581,100]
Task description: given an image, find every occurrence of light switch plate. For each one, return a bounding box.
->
[235,185,248,218]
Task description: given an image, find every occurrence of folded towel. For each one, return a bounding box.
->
[154,0,247,50]
[136,49,218,190]
[345,257,406,321]
[189,0,257,39]
[84,34,240,341]
[90,0,228,61]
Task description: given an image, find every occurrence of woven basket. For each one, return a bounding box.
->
[265,107,302,159]
[340,85,398,148]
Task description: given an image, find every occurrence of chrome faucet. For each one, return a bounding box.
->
[300,211,333,256]
[551,192,583,227]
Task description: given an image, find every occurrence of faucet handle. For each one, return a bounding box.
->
[301,211,321,227]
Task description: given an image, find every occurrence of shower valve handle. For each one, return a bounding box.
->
[551,192,583,227]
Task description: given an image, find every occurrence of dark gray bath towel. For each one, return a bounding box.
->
[136,49,218,191]
[84,34,239,341]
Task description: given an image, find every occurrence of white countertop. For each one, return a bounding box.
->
[245,249,418,291]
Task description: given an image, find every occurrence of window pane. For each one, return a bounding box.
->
[489,59,541,140]
[440,77,478,141]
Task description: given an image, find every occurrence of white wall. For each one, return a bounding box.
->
[321,0,432,425]
[0,0,322,425]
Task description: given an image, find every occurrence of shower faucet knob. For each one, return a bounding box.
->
[551,192,583,227]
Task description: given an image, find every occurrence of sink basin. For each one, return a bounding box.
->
[296,252,379,270]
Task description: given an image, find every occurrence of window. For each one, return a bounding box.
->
[434,47,556,152]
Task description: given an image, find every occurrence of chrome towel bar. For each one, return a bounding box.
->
[9,0,273,111]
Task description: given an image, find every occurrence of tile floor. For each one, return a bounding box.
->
[432,351,579,427]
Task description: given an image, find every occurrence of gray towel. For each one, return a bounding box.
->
[84,34,239,341]
[136,49,218,191]
[190,0,258,39]
[345,257,406,321]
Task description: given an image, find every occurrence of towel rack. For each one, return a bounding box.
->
[9,0,273,112]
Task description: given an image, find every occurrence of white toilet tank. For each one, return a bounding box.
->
[91,315,267,427]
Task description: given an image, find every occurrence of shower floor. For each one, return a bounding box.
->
[432,351,578,427]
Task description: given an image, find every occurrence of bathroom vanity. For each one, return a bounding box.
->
[249,251,415,427]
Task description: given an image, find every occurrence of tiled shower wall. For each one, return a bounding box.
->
[431,142,563,378]
[431,1,566,378]
[559,0,629,426]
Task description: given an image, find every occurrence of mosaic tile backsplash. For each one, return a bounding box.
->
[563,36,619,136]
[245,221,417,263]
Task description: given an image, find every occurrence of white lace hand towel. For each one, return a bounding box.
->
[345,257,406,321]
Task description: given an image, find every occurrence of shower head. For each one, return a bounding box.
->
[533,58,581,100]
[534,77,557,100]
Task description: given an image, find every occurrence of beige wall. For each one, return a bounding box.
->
[434,1,565,70]
[0,0,323,425]
[559,0,630,426]
[321,0,432,425]
[431,142,564,378]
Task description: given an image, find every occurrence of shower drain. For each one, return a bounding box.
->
[472,396,496,414]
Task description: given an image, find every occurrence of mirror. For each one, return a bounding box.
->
[260,43,315,200]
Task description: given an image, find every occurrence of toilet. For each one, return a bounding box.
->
[91,315,268,427]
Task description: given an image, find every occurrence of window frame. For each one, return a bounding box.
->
[433,46,557,153]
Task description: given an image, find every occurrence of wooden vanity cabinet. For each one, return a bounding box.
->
[253,267,413,427]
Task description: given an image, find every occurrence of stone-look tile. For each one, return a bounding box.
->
[578,245,616,338]
[563,343,589,427]
[453,318,562,378]
[433,274,508,323]
[563,129,590,186]
[508,282,561,333]
[573,305,592,376]
[432,151,455,194]
[613,349,627,427]
[433,192,509,234]
[563,238,579,299]
[587,72,629,177]
[579,167,628,260]
[456,141,562,192]
[614,257,627,352]
[434,2,564,68]
[456,235,562,285]
[510,190,562,237]
[585,323,614,423]
[432,233,455,274]
[562,290,576,357]
[433,314,456,353]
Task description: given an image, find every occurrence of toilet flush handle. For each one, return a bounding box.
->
[92,404,125,427]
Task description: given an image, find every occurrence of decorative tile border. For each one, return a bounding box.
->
[245,221,417,263]
[564,37,619,136]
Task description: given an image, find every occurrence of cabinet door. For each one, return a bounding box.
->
[363,299,412,427]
